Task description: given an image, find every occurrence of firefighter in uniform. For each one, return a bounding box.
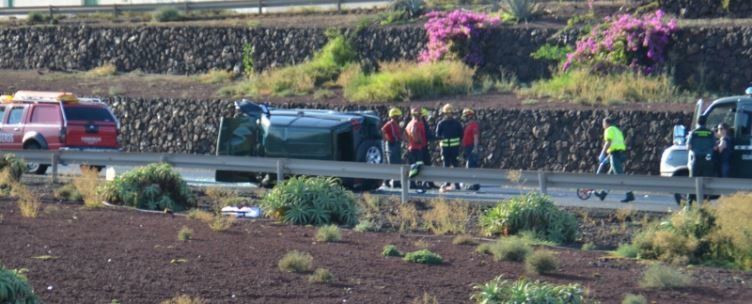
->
[687,115,716,204]
[435,104,463,192]
[381,107,404,188]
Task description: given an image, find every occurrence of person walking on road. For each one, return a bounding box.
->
[406,107,427,193]
[715,123,733,178]
[435,104,463,192]
[595,117,634,203]
[461,108,480,191]
[382,107,404,187]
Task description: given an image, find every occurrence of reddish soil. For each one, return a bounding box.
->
[1,193,751,304]
[0,70,695,112]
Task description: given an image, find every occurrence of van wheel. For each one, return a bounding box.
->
[355,141,383,191]
[23,142,48,175]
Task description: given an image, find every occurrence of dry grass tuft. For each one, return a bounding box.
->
[186,209,215,223]
[13,183,40,218]
[389,202,420,233]
[315,225,342,242]
[85,63,118,78]
[308,268,333,284]
[525,250,558,275]
[452,234,478,246]
[411,292,439,304]
[197,69,235,84]
[178,226,193,241]
[278,250,314,273]
[713,192,752,267]
[74,166,102,208]
[639,264,692,289]
[209,215,236,232]
[160,295,206,304]
[423,199,469,235]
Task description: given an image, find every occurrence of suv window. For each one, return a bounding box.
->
[706,103,736,130]
[31,105,61,124]
[7,107,25,124]
[0,106,5,124]
[63,106,115,122]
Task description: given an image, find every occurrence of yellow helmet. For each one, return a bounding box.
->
[388,107,402,118]
[421,107,430,117]
[462,108,474,118]
[441,104,455,114]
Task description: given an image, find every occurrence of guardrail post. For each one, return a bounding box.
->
[276,159,284,184]
[336,0,342,13]
[258,0,263,14]
[695,177,705,205]
[400,165,409,204]
[537,171,547,194]
[51,152,59,184]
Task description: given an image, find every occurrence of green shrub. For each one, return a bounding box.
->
[581,242,595,251]
[614,243,639,258]
[308,268,333,284]
[639,264,692,289]
[177,226,193,241]
[261,176,358,226]
[0,154,24,184]
[403,249,443,265]
[341,60,474,103]
[354,220,379,232]
[479,193,578,243]
[383,244,402,257]
[631,206,714,265]
[471,276,586,304]
[278,250,313,273]
[531,44,573,64]
[0,267,39,304]
[315,225,342,242]
[54,184,83,202]
[521,68,687,105]
[26,12,46,24]
[98,163,195,211]
[525,250,558,275]
[197,69,234,84]
[488,236,532,262]
[153,7,183,22]
[621,294,647,304]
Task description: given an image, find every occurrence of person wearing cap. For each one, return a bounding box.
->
[461,108,480,191]
[714,123,733,178]
[381,107,404,166]
[435,104,463,192]
[406,108,427,193]
[595,117,634,203]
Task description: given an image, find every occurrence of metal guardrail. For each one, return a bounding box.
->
[4,149,751,205]
[0,0,389,16]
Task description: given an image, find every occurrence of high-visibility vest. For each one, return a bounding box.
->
[440,137,461,147]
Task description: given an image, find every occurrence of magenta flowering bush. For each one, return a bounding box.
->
[419,9,500,66]
[562,10,678,74]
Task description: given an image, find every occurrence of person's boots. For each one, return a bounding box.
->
[621,192,635,203]
[594,191,607,201]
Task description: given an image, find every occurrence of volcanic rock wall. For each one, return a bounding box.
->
[0,24,751,91]
[659,0,752,18]
[106,97,691,175]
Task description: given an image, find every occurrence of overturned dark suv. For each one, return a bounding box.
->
[215,100,384,190]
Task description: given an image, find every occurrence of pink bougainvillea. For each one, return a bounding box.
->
[419,10,500,66]
[563,10,678,74]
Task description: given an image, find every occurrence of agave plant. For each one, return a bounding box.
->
[261,176,358,226]
[500,0,541,22]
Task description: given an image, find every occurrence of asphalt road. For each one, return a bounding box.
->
[48,164,680,213]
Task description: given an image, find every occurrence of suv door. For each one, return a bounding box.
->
[735,102,752,178]
[1,105,27,150]
[28,104,63,149]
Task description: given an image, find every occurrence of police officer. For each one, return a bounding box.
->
[436,104,463,192]
[688,115,716,179]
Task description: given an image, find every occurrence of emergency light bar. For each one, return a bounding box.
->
[12,91,79,104]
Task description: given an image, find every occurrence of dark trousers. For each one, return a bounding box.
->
[441,146,460,188]
[408,149,425,165]
[609,151,633,198]
[385,141,402,165]
[689,157,715,178]
[463,146,479,168]
[422,146,432,166]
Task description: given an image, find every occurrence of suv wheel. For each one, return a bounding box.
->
[24,142,48,175]
[355,141,383,191]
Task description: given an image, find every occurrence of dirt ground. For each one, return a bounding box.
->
[1,184,751,304]
[0,69,695,112]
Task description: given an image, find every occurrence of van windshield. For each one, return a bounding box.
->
[64,106,116,122]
